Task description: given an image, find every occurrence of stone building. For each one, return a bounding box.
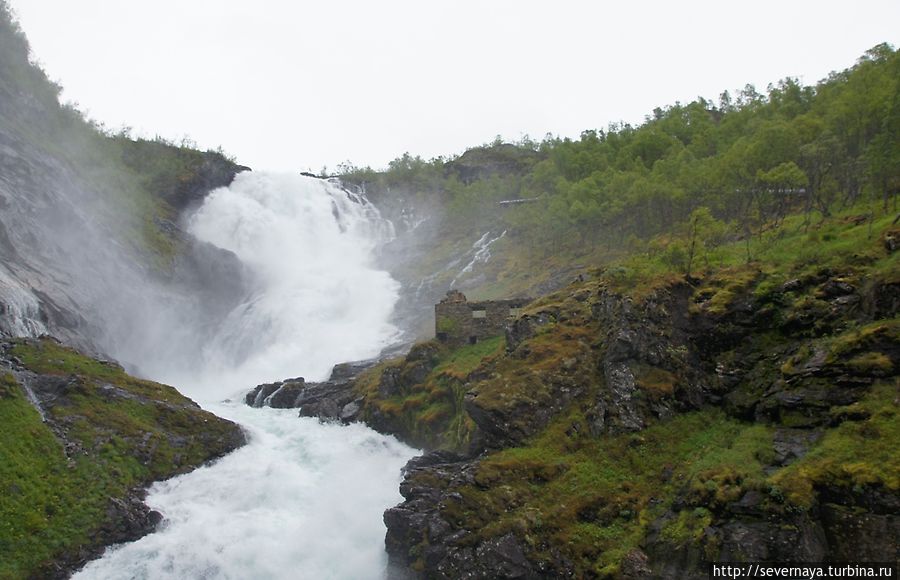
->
[434,290,529,347]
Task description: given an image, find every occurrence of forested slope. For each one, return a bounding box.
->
[342,44,899,337]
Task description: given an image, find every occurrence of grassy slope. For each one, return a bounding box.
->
[0,340,243,579]
[354,337,506,451]
[374,204,899,575]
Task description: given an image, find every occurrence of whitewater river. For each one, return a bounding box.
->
[73,173,419,579]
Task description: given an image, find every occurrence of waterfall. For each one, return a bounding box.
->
[0,267,47,338]
[73,172,418,580]
[450,229,507,288]
[152,172,401,397]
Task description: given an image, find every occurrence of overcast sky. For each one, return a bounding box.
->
[8,1,900,172]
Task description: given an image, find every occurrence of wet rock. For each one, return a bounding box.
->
[599,361,644,433]
[832,294,860,307]
[267,379,305,408]
[505,312,554,353]
[781,278,804,292]
[339,398,362,422]
[818,280,855,298]
[377,366,404,398]
[726,490,766,516]
[619,548,652,579]
[772,428,823,466]
[295,379,358,421]
[244,381,284,407]
[870,281,900,318]
[472,533,537,579]
[716,518,827,562]
[821,502,900,560]
[883,229,899,253]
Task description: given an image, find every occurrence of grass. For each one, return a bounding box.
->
[0,340,242,578]
[436,407,775,576]
[433,336,505,379]
[595,204,898,307]
[0,373,107,580]
[770,380,900,508]
[357,339,509,451]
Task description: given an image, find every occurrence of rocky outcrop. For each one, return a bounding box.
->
[445,143,542,185]
[244,357,383,423]
[382,270,900,578]
[383,452,552,580]
[116,138,250,213]
[0,338,245,578]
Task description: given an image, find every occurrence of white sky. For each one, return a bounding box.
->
[7,0,900,173]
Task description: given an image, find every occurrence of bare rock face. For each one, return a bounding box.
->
[384,451,550,580]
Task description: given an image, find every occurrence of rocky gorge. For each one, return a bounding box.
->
[2,2,899,577]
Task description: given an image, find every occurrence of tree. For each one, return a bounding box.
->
[684,207,728,277]
[756,161,808,225]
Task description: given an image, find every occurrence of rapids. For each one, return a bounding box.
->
[73,173,418,579]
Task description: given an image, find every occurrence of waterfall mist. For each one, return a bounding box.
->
[167,172,401,399]
[68,172,418,579]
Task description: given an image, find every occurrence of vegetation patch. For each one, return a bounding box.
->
[0,339,243,578]
[358,339,509,451]
[770,380,900,508]
[437,408,775,575]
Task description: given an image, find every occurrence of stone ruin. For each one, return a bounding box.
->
[434,290,529,348]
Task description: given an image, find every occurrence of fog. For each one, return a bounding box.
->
[9,0,900,172]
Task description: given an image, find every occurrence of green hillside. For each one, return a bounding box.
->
[344,43,899,305]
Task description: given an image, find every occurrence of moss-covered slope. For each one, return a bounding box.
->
[0,338,245,580]
[378,213,899,578]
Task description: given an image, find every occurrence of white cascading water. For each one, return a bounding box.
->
[179,172,401,395]
[73,173,418,580]
[0,267,47,338]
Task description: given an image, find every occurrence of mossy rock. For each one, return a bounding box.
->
[0,338,245,578]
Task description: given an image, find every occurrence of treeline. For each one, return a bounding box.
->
[341,44,899,265]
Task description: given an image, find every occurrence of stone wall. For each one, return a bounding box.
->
[434,290,528,348]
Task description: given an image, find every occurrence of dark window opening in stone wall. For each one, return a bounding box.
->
[469,336,478,345]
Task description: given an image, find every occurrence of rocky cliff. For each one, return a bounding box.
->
[245,214,898,578]
[0,4,249,361]
[379,253,898,577]
[377,240,899,577]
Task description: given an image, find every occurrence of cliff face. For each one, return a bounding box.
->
[235,215,898,577]
[370,231,898,577]
[0,5,249,367]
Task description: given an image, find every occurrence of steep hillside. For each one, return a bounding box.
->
[0,2,248,362]
[0,338,245,579]
[370,211,899,577]
[0,5,251,578]
[342,45,899,340]
[238,188,899,577]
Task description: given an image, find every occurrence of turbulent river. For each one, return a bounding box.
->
[72,173,419,580]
